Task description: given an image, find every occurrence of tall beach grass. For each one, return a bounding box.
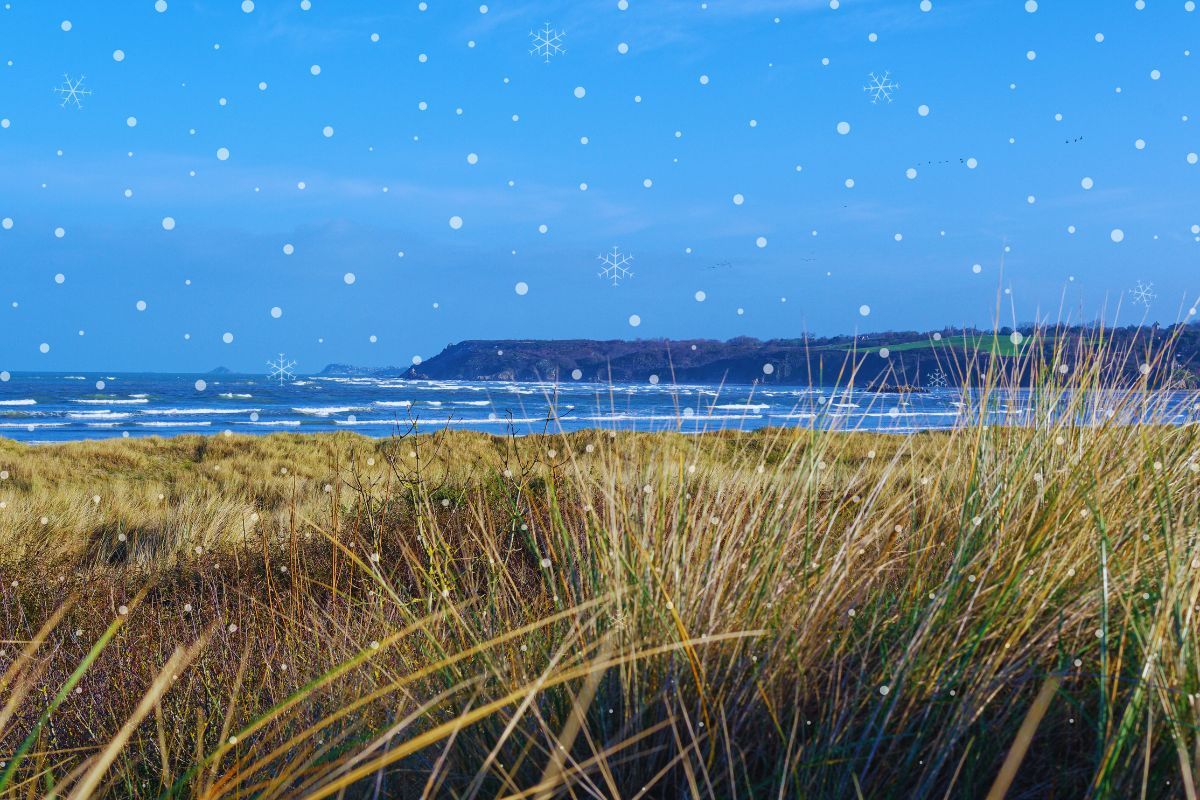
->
[1,322,1199,797]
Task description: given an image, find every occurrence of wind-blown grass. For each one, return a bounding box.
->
[1,324,1199,797]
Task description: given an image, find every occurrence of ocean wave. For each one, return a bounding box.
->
[293,406,369,416]
[218,393,253,399]
[0,421,68,428]
[146,408,256,415]
[136,421,212,427]
[711,403,770,411]
[68,411,132,420]
[372,400,412,408]
[72,398,148,405]
[0,399,36,406]
[455,400,491,406]
[236,420,302,427]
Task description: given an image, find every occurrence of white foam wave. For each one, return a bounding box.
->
[293,406,369,416]
[72,398,148,405]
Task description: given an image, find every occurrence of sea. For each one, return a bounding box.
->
[0,373,1196,444]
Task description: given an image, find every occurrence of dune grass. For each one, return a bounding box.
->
[1,324,1200,797]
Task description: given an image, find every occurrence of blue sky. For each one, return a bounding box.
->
[0,0,1197,372]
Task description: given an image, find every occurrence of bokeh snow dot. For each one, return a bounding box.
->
[628,314,641,327]
[836,121,851,135]
[514,281,529,295]
[343,272,356,284]
[161,217,175,230]
[859,304,871,316]
[1110,228,1125,242]
[449,215,463,230]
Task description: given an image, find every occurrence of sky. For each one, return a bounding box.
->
[0,0,1198,372]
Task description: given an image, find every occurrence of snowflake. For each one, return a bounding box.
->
[1129,281,1157,306]
[53,74,92,109]
[926,367,948,390]
[863,71,899,104]
[529,23,566,63]
[598,246,634,286]
[267,353,296,386]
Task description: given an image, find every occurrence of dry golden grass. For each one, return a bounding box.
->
[1,325,1200,798]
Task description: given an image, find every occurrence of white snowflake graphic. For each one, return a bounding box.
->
[267,353,296,386]
[529,23,566,63]
[863,71,899,104]
[53,74,92,109]
[598,246,634,286]
[926,367,948,390]
[1129,281,1157,306]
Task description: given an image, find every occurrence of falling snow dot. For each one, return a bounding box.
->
[39,343,49,353]
[1095,32,1105,42]
[126,116,137,127]
[906,168,917,179]
[733,193,745,205]
[467,152,478,164]
[113,49,125,61]
[449,215,463,229]
[756,236,768,248]
[699,74,709,85]
[1025,0,1037,11]
[1111,228,1125,242]
[61,19,72,31]
[920,0,932,9]
[1081,176,1094,189]
[836,121,850,135]
[859,304,871,316]
[194,380,207,391]
[628,314,641,327]
[282,243,294,255]
[136,300,147,311]
[695,290,706,302]
[1026,50,1036,60]
[1151,69,1161,80]
[973,263,982,274]
[161,217,175,230]
[155,0,167,10]
[538,224,548,234]
[54,227,65,238]
[222,332,233,344]
[270,306,282,318]
[310,64,321,75]
[216,147,229,160]
[618,42,629,54]
[241,0,254,11]
[514,281,529,295]
[343,272,356,284]
[322,125,334,137]
[574,86,586,98]
[845,178,855,188]
[1136,138,1146,150]
[1188,152,1199,164]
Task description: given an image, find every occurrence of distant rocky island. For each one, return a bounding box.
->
[320,324,1200,388]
